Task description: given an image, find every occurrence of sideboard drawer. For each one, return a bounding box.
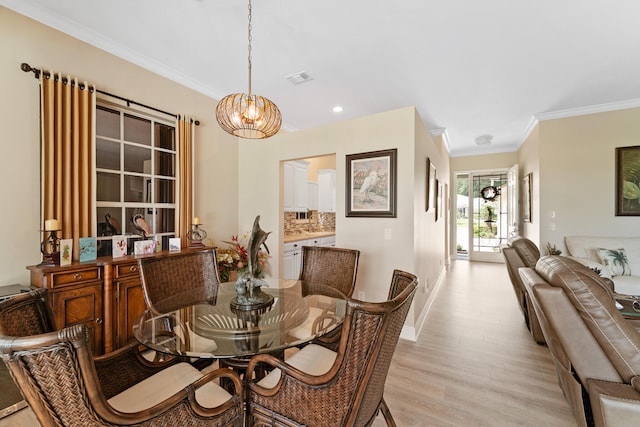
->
[114,262,139,279]
[50,267,102,288]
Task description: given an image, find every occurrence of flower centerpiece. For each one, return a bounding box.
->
[216,233,269,282]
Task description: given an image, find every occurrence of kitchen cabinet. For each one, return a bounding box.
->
[318,169,336,213]
[283,240,305,279]
[308,182,318,211]
[320,236,336,247]
[284,160,310,212]
[283,235,336,278]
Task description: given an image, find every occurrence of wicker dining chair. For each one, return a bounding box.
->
[247,270,418,427]
[138,249,222,359]
[293,246,360,350]
[386,268,418,300]
[299,246,360,298]
[0,289,243,426]
[138,248,221,312]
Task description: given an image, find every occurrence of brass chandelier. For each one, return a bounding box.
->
[216,0,282,139]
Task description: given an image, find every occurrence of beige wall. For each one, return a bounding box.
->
[0,7,238,285]
[534,108,640,254]
[1,7,450,335]
[518,125,540,244]
[238,107,449,314]
[305,155,336,182]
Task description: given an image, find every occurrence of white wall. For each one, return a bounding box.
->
[0,7,238,285]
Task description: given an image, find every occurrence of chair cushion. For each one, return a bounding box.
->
[108,362,231,413]
[257,344,337,389]
[288,307,324,340]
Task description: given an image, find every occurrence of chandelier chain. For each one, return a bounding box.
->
[215,0,282,139]
[247,0,253,95]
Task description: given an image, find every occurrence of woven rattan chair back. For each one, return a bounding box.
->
[249,272,418,427]
[299,246,360,298]
[0,323,242,426]
[387,269,418,300]
[0,288,55,337]
[138,249,220,312]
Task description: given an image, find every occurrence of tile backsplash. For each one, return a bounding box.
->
[284,211,336,234]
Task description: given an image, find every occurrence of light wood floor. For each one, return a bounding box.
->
[1,260,577,426]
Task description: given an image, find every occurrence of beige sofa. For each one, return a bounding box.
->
[520,256,640,427]
[565,236,640,296]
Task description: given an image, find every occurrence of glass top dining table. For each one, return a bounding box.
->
[132,279,347,359]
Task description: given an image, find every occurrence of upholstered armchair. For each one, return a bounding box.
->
[501,236,545,344]
[520,256,640,427]
[247,270,418,426]
[0,289,243,426]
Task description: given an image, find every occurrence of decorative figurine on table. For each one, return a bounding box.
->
[231,215,273,310]
[131,213,151,240]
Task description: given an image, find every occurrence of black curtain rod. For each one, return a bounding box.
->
[21,62,200,125]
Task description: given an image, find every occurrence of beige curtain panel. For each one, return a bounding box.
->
[177,116,195,247]
[40,72,95,260]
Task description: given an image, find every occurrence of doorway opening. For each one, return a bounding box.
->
[455,171,509,262]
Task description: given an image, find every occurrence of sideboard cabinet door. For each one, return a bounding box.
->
[49,282,104,355]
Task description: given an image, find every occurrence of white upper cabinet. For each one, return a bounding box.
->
[308,182,318,211]
[284,160,310,212]
[318,169,336,212]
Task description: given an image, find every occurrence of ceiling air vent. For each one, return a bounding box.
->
[285,71,313,85]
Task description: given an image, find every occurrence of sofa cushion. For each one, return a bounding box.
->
[535,255,640,383]
[596,248,631,276]
[565,236,640,278]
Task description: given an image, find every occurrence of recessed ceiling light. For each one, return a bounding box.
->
[332,106,343,113]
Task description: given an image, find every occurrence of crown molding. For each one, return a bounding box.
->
[3,0,224,100]
[430,128,451,153]
[535,98,640,121]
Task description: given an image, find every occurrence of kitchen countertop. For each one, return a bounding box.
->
[283,231,335,243]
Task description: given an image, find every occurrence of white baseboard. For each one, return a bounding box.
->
[399,266,446,341]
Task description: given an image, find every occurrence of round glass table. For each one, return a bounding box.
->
[132,279,347,359]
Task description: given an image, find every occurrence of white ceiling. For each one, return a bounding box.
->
[4,0,640,156]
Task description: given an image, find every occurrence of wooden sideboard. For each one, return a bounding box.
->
[27,248,211,356]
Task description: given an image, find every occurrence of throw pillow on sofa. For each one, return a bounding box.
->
[596,248,631,276]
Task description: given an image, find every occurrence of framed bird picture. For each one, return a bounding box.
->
[345,148,397,218]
